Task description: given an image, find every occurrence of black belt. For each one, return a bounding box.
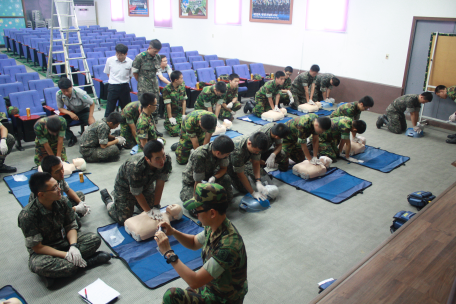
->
[109,83,130,86]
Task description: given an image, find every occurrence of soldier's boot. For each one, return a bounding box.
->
[171,142,178,152]
[0,157,16,173]
[100,189,113,206]
[86,251,112,268]
[156,130,164,137]
[447,133,456,139]
[376,115,388,129]
[39,275,55,288]
[446,137,456,144]
[243,100,255,114]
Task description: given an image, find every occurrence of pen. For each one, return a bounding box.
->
[85,288,87,299]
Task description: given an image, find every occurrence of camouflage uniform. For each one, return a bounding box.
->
[108,153,172,225]
[385,94,421,134]
[279,77,292,105]
[132,52,161,117]
[79,117,120,163]
[252,80,282,117]
[18,198,100,278]
[163,82,188,137]
[180,142,233,203]
[0,122,15,167]
[176,110,217,165]
[194,86,225,112]
[255,123,288,171]
[227,135,262,193]
[290,72,316,110]
[313,73,334,102]
[135,111,166,153]
[219,83,242,121]
[448,86,456,102]
[318,117,353,159]
[34,116,68,166]
[331,101,361,120]
[120,101,141,149]
[282,114,319,163]
[0,106,19,120]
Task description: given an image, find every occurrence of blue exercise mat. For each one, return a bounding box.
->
[3,169,99,208]
[237,114,292,125]
[286,107,334,117]
[350,145,410,173]
[269,167,372,204]
[97,210,204,289]
[211,130,243,142]
[0,285,27,304]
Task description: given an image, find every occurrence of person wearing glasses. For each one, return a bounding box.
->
[278,66,294,106]
[330,96,374,139]
[135,93,166,153]
[155,183,248,304]
[18,172,111,288]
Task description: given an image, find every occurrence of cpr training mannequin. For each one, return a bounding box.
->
[124,204,184,242]
[350,136,366,155]
[38,158,87,176]
[261,108,288,122]
[0,298,21,304]
[298,101,322,113]
[213,119,233,136]
[292,156,333,179]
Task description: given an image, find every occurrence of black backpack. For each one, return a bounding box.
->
[407,191,435,211]
[390,211,416,233]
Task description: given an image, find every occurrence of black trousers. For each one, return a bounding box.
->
[105,83,131,117]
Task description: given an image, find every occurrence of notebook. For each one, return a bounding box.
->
[78,279,119,304]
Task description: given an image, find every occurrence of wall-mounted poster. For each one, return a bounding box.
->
[129,0,149,17]
[179,0,207,19]
[250,0,293,24]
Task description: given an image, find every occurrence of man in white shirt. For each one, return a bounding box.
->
[156,55,173,85]
[104,44,133,117]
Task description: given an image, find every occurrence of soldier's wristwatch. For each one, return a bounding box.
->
[70,243,80,249]
[166,253,179,264]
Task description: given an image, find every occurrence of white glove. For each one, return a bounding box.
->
[265,153,276,168]
[74,202,90,216]
[182,115,186,120]
[289,96,294,105]
[256,181,269,196]
[0,139,7,155]
[226,102,233,109]
[308,100,315,105]
[347,157,358,163]
[217,120,222,127]
[413,126,422,133]
[353,136,361,144]
[65,246,87,267]
[449,112,456,122]
[252,191,267,201]
[310,157,319,165]
[116,136,126,146]
[169,117,177,125]
[208,176,216,183]
[157,138,164,145]
[274,105,280,112]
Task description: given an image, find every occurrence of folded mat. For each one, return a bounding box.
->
[350,145,410,173]
[211,130,243,142]
[237,114,292,125]
[269,167,372,204]
[3,169,99,208]
[286,107,334,117]
[0,285,27,304]
[97,210,204,289]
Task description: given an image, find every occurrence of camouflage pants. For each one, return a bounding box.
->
[176,132,205,165]
[162,286,244,304]
[252,100,272,118]
[0,133,15,164]
[259,148,288,172]
[312,89,323,102]
[34,140,68,166]
[227,163,267,194]
[282,140,306,164]
[28,232,100,278]
[386,110,407,134]
[164,115,183,137]
[288,92,306,110]
[219,102,242,121]
[80,145,120,163]
[318,132,340,160]
[180,174,233,204]
[120,123,138,149]
[62,191,85,208]
[108,187,156,225]
[279,92,291,106]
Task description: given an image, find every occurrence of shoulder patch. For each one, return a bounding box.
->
[142,52,147,56]
[217,249,231,262]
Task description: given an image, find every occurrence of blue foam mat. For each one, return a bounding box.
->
[0,285,27,304]
[286,107,334,117]
[237,114,292,125]
[3,169,99,208]
[211,130,243,142]
[269,167,372,204]
[97,210,204,289]
[350,145,410,173]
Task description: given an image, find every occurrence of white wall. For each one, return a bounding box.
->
[95,0,456,88]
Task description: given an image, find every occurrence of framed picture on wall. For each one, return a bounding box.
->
[249,0,293,24]
[179,0,207,19]
[128,0,149,17]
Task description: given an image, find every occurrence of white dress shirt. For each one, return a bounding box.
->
[104,56,133,84]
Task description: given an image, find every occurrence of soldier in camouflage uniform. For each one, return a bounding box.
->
[289,64,320,110]
[156,183,248,304]
[279,66,294,105]
[163,70,187,137]
[175,110,218,165]
[312,73,340,102]
[136,93,166,153]
[132,39,162,123]
[331,96,374,138]
[79,112,124,163]
[0,120,16,173]
[18,172,110,287]
[101,140,172,225]
[435,85,456,143]
[120,101,141,149]
[34,116,68,166]
[376,92,432,134]
[318,117,366,160]
[252,71,286,117]
[219,74,243,121]
[194,82,227,120]
[180,135,235,206]
[283,114,331,163]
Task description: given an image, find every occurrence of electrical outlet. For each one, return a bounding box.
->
[386,54,389,59]
[153,29,155,32]
[212,34,214,38]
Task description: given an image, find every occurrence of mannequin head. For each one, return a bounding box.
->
[166,204,183,221]
[73,158,87,171]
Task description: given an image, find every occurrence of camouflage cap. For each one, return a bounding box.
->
[253,74,263,80]
[184,183,227,210]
